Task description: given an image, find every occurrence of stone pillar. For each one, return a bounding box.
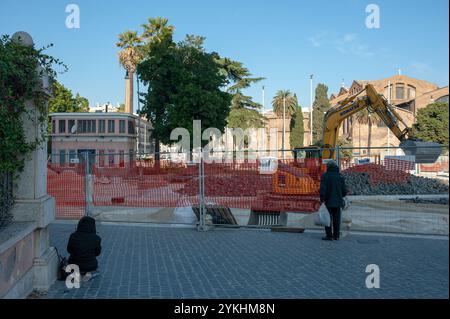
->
[125,71,134,114]
[9,32,58,291]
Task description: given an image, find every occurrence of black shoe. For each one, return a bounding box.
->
[322,236,333,241]
[333,237,340,241]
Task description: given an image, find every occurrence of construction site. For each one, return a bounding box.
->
[45,84,449,236]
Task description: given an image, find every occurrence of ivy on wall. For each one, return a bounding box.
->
[0,34,66,176]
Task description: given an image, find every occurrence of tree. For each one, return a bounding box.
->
[312,83,331,144]
[411,102,449,146]
[290,96,304,149]
[117,103,125,112]
[216,57,266,130]
[116,30,143,114]
[138,24,232,160]
[116,30,143,73]
[164,39,232,150]
[48,81,89,113]
[132,18,176,162]
[354,108,381,156]
[337,137,353,158]
[272,90,297,117]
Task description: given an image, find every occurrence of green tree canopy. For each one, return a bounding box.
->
[48,81,89,113]
[165,39,232,144]
[312,83,331,144]
[411,102,449,146]
[138,26,232,153]
[290,96,304,149]
[215,56,266,129]
[272,90,297,118]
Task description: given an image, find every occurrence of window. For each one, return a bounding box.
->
[99,150,105,167]
[77,120,96,133]
[128,120,135,134]
[68,120,75,134]
[108,150,115,166]
[52,120,55,134]
[99,120,106,133]
[395,84,405,100]
[119,120,126,133]
[108,120,115,133]
[59,150,66,166]
[129,149,134,163]
[407,85,416,99]
[51,149,57,163]
[384,85,393,100]
[119,150,125,167]
[58,120,66,134]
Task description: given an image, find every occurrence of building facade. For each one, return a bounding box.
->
[49,112,154,166]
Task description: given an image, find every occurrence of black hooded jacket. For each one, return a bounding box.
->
[319,165,348,208]
[67,216,101,272]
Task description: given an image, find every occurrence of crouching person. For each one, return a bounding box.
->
[67,216,102,282]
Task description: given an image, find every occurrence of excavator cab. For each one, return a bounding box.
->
[292,147,322,160]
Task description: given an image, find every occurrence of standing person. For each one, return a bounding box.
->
[67,216,102,281]
[319,160,348,241]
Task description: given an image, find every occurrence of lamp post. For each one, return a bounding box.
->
[262,85,265,112]
[310,74,314,145]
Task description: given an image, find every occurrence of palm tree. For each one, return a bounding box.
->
[354,108,381,156]
[116,30,142,73]
[272,90,298,156]
[116,30,143,114]
[272,90,297,117]
[141,17,174,46]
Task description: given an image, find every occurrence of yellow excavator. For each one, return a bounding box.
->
[294,83,442,163]
[251,84,442,218]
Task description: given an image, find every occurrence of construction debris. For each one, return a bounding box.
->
[342,164,449,195]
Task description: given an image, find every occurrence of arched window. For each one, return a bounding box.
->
[395,83,405,100]
[407,85,416,99]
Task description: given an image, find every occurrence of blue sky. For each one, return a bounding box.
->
[1,0,448,112]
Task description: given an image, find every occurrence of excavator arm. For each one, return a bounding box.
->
[320,84,441,163]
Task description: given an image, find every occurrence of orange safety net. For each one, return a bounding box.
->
[47,164,85,219]
[48,158,325,220]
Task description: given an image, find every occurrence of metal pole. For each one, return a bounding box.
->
[262,85,265,112]
[282,97,286,159]
[136,73,141,157]
[84,151,90,216]
[198,156,206,231]
[310,74,314,145]
[387,80,391,156]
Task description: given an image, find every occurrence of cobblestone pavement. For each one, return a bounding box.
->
[45,222,449,299]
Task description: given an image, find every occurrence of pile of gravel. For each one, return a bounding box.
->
[342,166,449,195]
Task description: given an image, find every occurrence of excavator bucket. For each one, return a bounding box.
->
[400,140,442,164]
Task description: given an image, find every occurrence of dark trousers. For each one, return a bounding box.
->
[325,206,341,239]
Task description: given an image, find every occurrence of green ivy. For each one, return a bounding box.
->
[0,34,66,176]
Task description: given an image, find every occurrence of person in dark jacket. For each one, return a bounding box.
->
[319,160,348,241]
[67,216,101,280]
